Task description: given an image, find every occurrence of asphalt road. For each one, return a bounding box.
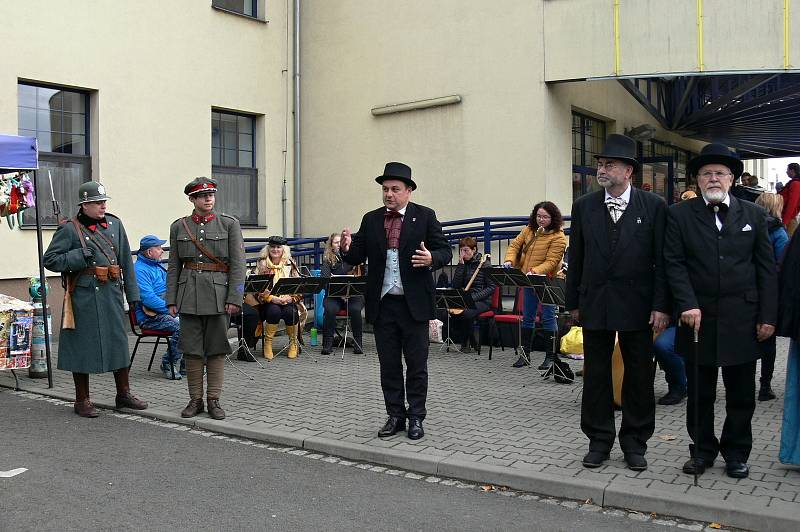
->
[0,390,683,532]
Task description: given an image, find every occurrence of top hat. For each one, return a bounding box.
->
[687,143,743,179]
[77,181,111,204]
[267,235,288,246]
[375,162,417,190]
[594,134,640,173]
[184,177,218,196]
[138,234,167,252]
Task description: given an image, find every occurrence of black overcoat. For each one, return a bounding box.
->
[565,188,669,330]
[664,196,778,366]
[342,202,452,324]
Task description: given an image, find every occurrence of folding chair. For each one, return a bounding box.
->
[489,288,525,360]
[127,310,177,375]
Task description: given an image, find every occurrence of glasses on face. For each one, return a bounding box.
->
[536,214,551,220]
[699,171,732,180]
[596,162,618,171]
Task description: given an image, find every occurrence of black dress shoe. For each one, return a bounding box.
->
[725,461,750,478]
[682,457,714,475]
[408,419,424,440]
[582,451,609,468]
[758,384,777,401]
[377,416,405,438]
[658,389,687,405]
[624,453,648,471]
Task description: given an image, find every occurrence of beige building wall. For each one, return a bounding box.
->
[300,0,705,237]
[545,0,800,81]
[0,0,293,282]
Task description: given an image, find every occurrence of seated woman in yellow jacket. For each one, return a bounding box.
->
[503,201,567,369]
[254,236,305,359]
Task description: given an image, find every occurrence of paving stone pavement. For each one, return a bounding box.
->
[2,332,799,531]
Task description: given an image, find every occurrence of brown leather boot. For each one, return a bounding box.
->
[113,367,148,410]
[286,324,299,359]
[207,397,226,420]
[263,323,278,359]
[72,373,98,418]
[181,398,204,418]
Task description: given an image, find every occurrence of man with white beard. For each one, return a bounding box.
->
[664,143,777,479]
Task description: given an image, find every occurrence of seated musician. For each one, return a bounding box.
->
[320,232,365,355]
[253,236,305,360]
[436,237,495,352]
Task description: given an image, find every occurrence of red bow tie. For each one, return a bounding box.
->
[191,212,216,224]
[385,210,402,219]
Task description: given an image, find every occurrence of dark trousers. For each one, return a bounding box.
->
[760,336,776,385]
[323,297,363,340]
[435,300,489,343]
[263,302,299,325]
[685,360,756,463]
[234,303,261,347]
[581,329,655,455]
[373,295,429,420]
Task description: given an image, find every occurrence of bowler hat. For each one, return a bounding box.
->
[687,143,743,179]
[594,134,640,173]
[267,235,288,246]
[375,162,417,191]
[184,177,218,196]
[77,181,111,204]
[138,234,167,252]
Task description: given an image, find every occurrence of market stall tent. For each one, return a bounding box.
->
[0,133,53,387]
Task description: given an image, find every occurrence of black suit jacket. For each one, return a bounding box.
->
[343,202,452,324]
[664,196,778,366]
[565,188,669,331]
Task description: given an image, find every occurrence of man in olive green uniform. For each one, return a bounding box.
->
[166,177,245,420]
[43,181,148,418]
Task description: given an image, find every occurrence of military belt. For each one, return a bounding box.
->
[183,261,229,273]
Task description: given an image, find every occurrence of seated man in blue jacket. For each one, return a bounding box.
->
[134,235,183,379]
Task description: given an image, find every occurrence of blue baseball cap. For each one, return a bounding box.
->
[138,235,167,252]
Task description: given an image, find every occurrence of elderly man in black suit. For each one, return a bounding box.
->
[566,134,670,471]
[664,144,777,479]
[341,162,452,440]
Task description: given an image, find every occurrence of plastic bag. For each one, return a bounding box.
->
[560,326,583,354]
[429,319,443,343]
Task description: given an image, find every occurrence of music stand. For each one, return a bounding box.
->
[527,275,572,382]
[485,267,537,365]
[225,274,273,379]
[327,275,367,359]
[435,288,475,353]
[270,276,328,359]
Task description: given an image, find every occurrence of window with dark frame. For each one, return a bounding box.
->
[212,0,257,18]
[211,110,258,225]
[571,111,607,200]
[17,83,91,226]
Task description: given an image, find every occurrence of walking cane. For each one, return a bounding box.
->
[693,327,699,487]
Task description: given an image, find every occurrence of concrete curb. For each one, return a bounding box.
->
[604,482,799,532]
[5,382,799,531]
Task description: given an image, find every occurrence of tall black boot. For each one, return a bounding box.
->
[512,328,533,367]
[321,334,334,355]
[538,331,557,371]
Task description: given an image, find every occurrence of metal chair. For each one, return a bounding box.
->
[127,309,177,376]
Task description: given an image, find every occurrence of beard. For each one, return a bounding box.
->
[703,188,727,203]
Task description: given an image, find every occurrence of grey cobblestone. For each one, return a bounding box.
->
[2,333,798,530]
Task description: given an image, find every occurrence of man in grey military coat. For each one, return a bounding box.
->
[166,177,245,420]
[43,181,148,418]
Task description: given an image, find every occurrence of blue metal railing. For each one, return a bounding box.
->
[243,215,571,272]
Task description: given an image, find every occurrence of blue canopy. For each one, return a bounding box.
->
[0,134,38,171]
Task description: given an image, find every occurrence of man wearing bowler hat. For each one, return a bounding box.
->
[43,181,147,417]
[134,234,184,380]
[166,177,245,420]
[566,133,670,471]
[664,143,777,478]
[340,162,452,440]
